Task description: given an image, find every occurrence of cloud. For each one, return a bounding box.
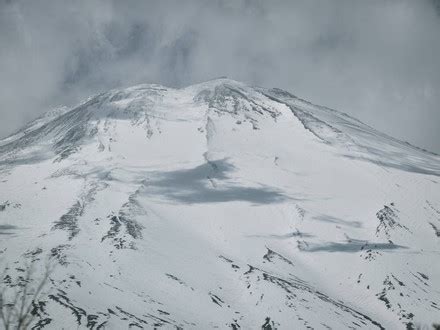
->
[1,0,439,153]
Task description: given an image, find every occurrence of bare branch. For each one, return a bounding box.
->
[0,261,53,329]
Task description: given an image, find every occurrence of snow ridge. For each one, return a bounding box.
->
[1,79,439,329]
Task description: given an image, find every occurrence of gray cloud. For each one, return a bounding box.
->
[1,0,439,153]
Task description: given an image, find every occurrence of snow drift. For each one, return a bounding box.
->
[1,79,439,329]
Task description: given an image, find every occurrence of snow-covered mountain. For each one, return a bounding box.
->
[1,79,439,329]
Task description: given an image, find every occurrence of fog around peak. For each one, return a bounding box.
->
[1,0,439,153]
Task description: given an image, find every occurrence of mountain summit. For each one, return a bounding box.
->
[1,79,439,329]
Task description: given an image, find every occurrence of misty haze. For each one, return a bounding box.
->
[1,1,440,329]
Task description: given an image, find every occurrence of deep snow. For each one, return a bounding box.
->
[1,79,440,329]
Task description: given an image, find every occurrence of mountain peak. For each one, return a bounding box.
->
[1,80,438,175]
[1,80,440,328]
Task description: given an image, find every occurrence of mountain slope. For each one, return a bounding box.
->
[1,79,439,329]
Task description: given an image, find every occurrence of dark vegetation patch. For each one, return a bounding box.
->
[164,273,195,293]
[50,245,70,266]
[52,201,83,240]
[209,293,225,307]
[262,317,279,330]
[376,275,419,329]
[101,192,144,250]
[263,247,294,266]
[221,256,384,329]
[376,204,410,239]
[23,247,43,263]
[429,223,440,237]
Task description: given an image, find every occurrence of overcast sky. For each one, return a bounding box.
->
[1,0,439,153]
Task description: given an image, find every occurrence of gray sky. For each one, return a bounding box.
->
[1,0,440,153]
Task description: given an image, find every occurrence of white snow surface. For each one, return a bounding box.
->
[1,79,440,329]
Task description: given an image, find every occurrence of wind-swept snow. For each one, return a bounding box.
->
[1,79,439,329]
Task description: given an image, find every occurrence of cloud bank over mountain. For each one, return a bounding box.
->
[1,0,440,152]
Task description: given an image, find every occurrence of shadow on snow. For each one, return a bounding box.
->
[144,159,291,204]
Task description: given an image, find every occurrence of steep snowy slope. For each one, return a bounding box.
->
[1,79,439,329]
